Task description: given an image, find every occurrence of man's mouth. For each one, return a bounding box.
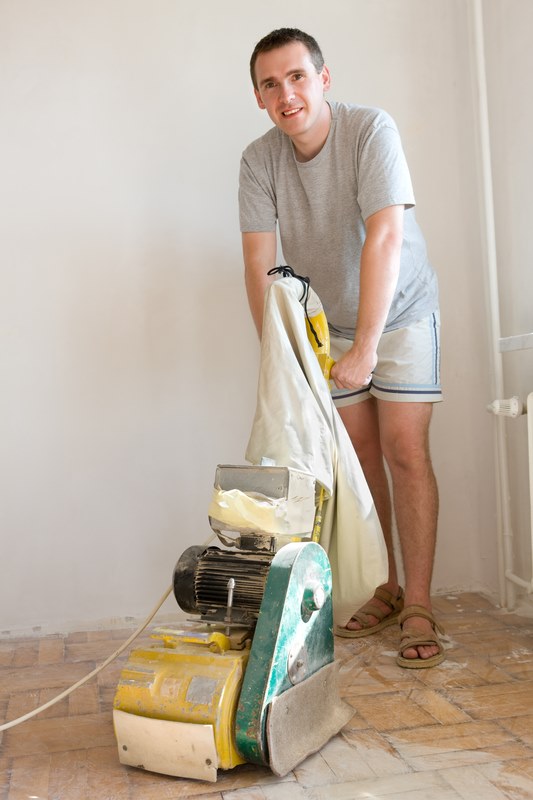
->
[282,107,302,117]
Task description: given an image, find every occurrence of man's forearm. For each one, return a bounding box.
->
[245,267,271,336]
[330,205,403,390]
[354,234,401,353]
[242,231,277,337]
[353,205,403,351]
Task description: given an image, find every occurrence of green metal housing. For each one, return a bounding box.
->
[234,541,334,765]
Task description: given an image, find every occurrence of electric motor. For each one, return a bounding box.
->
[173,545,274,623]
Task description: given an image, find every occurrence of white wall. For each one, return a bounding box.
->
[1,0,523,634]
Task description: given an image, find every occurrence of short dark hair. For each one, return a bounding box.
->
[250,28,325,90]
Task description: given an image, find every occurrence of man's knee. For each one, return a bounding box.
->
[354,435,386,476]
[378,403,433,475]
[382,434,432,476]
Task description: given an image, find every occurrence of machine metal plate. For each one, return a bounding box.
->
[265,661,353,777]
[113,709,218,782]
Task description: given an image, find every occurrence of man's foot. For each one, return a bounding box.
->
[335,586,404,638]
[397,605,445,668]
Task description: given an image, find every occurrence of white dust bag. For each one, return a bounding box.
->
[245,278,387,625]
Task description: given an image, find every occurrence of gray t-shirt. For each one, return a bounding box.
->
[239,100,439,336]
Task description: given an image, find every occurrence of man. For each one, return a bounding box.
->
[239,28,444,667]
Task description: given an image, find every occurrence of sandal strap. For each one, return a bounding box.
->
[373,586,405,612]
[349,603,389,626]
[347,586,404,628]
[399,631,444,657]
[398,604,445,636]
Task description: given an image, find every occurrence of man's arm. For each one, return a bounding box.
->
[330,204,404,389]
[242,231,277,337]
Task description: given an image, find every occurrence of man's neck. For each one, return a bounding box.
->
[292,101,332,162]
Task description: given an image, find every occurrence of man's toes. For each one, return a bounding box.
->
[401,643,439,660]
[417,644,439,659]
[346,615,378,631]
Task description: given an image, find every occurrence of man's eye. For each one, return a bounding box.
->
[264,82,276,90]
[292,73,304,81]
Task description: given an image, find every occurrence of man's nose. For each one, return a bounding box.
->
[279,82,295,103]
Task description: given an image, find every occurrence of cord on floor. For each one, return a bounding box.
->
[0,584,173,732]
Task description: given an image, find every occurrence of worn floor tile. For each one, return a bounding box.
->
[85,745,132,798]
[402,741,532,772]
[316,734,375,781]
[443,613,510,635]
[408,688,472,724]
[262,783,309,799]
[35,687,70,720]
[11,642,39,670]
[445,682,533,720]
[66,639,128,664]
[223,788,266,799]
[347,691,438,731]
[437,764,510,799]
[5,691,40,723]
[339,662,422,695]
[47,749,89,800]
[497,713,533,747]
[125,778,223,799]
[3,712,116,757]
[338,702,369,732]
[476,759,533,799]
[305,769,459,798]
[1,661,94,694]
[68,683,100,716]
[0,646,14,669]
[341,728,410,776]
[387,720,516,757]
[452,629,533,657]
[38,636,65,666]
[192,794,224,800]
[0,756,12,800]
[292,751,337,787]
[447,656,514,686]
[6,753,50,800]
[126,761,286,798]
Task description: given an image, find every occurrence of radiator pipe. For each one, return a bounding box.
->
[470,0,516,609]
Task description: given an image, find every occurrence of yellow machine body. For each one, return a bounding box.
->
[113,628,250,781]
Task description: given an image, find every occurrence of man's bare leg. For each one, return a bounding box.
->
[377,400,439,660]
[338,398,401,604]
[338,398,440,661]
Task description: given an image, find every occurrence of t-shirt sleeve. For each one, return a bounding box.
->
[238,150,277,233]
[356,118,416,221]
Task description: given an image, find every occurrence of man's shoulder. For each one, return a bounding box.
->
[242,125,285,162]
[330,100,398,134]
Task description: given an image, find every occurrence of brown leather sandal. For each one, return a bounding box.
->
[397,605,446,669]
[335,586,405,639]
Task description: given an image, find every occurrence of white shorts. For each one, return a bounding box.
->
[330,311,443,407]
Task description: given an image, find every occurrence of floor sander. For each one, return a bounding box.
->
[113,274,352,782]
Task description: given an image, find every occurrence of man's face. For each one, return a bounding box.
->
[253,42,330,140]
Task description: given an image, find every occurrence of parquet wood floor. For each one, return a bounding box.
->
[1,592,533,799]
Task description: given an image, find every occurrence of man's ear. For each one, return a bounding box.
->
[321,65,331,92]
[254,88,266,110]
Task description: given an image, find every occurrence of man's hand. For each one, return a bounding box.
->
[330,344,377,390]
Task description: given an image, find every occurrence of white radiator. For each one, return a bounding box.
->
[488,334,533,601]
